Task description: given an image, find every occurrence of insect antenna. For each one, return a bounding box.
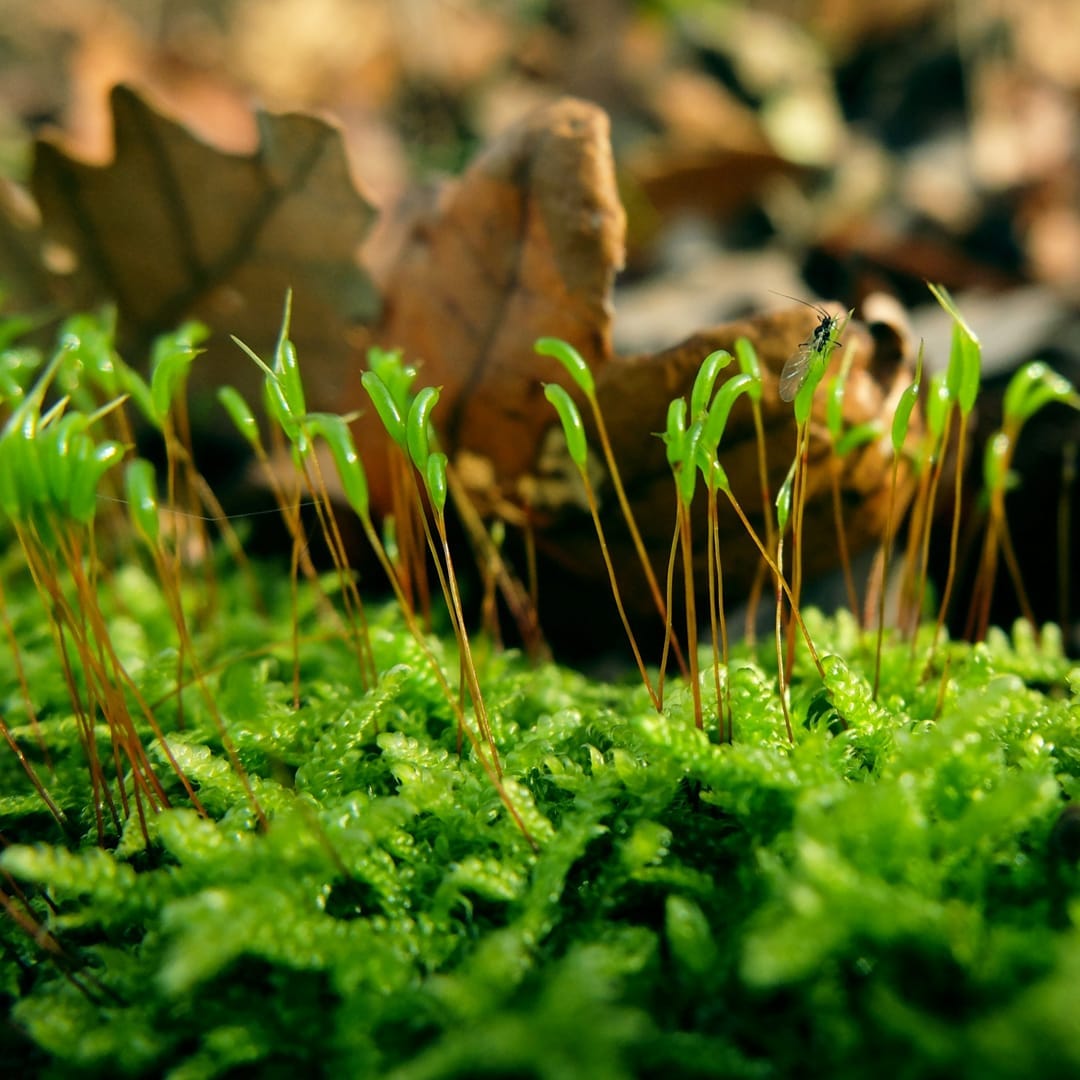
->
[771,292,846,404]
[768,289,832,321]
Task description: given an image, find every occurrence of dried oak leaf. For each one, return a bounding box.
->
[32,83,378,411]
[0,177,51,314]
[356,96,625,508]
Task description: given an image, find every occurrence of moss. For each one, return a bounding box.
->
[2,308,1079,1077]
[1,539,1078,1077]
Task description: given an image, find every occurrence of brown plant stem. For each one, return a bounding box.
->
[928,409,970,675]
[679,504,703,729]
[588,398,688,685]
[579,471,662,712]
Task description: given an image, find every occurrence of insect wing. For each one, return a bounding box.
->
[778,343,812,402]
[779,314,839,403]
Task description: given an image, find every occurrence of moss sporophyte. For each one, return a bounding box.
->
[1,289,1079,1078]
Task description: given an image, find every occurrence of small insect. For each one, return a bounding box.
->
[773,292,842,403]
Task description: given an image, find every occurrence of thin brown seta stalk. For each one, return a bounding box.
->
[725,489,825,680]
[479,522,504,651]
[23,530,173,845]
[352,506,536,851]
[657,504,682,706]
[784,418,813,683]
[436,520,497,763]
[445,463,547,663]
[830,462,860,618]
[245,432,357,638]
[744,396,776,643]
[142,528,269,830]
[166,393,223,624]
[927,408,971,678]
[0,713,73,839]
[17,525,131,840]
[287,474,304,709]
[966,485,1037,643]
[1058,443,1075,636]
[418,493,500,775]
[165,438,265,615]
[772,532,795,744]
[61,528,209,815]
[580,473,662,712]
[678,502,703,729]
[872,454,904,698]
[301,448,378,688]
[899,453,937,642]
[744,563,769,645]
[388,450,431,625]
[586,397,689,686]
[524,506,540,621]
[161,419,189,728]
[706,484,732,741]
[997,515,1037,634]
[906,417,950,652]
[243,421,375,703]
[0,573,51,765]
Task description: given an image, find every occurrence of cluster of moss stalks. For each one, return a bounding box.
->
[1,297,1079,1078]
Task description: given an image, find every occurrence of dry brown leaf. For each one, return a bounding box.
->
[0,177,50,313]
[625,68,798,237]
[353,97,625,507]
[32,83,378,411]
[60,3,259,162]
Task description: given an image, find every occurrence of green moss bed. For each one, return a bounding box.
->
[2,550,1079,1079]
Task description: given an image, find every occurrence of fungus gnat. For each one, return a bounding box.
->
[772,292,842,403]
